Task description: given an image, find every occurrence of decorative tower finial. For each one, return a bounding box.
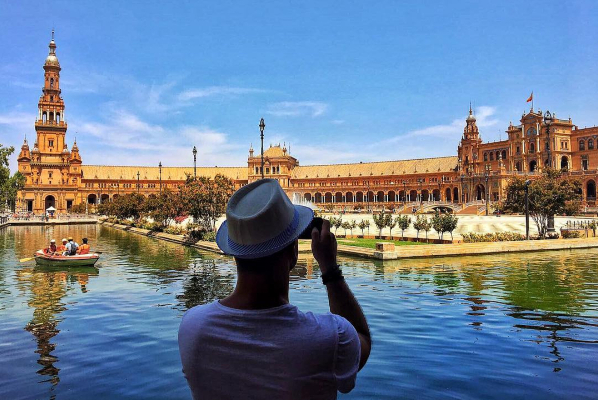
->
[52,29,54,40]
[469,101,472,115]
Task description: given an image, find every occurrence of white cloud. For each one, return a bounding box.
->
[178,86,266,101]
[266,101,328,117]
[331,119,345,125]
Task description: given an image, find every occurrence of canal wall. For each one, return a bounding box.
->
[98,220,598,261]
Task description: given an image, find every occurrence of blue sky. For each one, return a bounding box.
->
[1,1,597,171]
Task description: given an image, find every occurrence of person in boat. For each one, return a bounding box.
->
[64,237,79,256]
[77,238,90,255]
[45,239,57,255]
[57,238,68,254]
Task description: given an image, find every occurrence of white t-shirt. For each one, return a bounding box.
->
[178,300,360,400]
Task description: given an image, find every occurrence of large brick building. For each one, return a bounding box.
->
[17,34,598,214]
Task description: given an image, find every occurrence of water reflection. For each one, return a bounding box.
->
[15,265,98,392]
[0,224,597,399]
[177,259,235,309]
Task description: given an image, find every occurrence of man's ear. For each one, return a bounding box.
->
[289,240,299,271]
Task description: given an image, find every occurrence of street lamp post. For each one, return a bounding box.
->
[402,180,407,206]
[460,174,465,204]
[259,118,265,179]
[192,146,197,179]
[543,111,555,233]
[525,179,531,240]
[137,171,140,194]
[418,178,423,210]
[159,162,162,194]
[484,164,490,216]
[366,181,370,213]
[543,111,552,168]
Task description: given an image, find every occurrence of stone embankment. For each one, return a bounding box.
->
[99,221,598,261]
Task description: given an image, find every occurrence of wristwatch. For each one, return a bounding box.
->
[321,265,344,285]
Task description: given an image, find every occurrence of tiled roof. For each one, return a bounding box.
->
[81,165,248,181]
[292,156,457,179]
[263,145,287,158]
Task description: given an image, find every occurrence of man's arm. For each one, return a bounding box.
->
[311,219,371,370]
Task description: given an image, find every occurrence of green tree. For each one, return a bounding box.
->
[373,212,387,237]
[431,212,444,239]
[358,220,367,236]
[442,213,459,241]
[341,221,351,236]
[0,145,25,212]
[396,215,411,240]
[349,220,357,236]
[413,214,428,239]
[386,213,396,237]
[503,168,581,237]
[180,175,234,231]
[2,171,25,212]
[422,216,432,240]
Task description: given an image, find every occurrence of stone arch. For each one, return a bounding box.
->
[432,189,440,201]
[44,195,56,210]
[113,194,120,200]
[345,192,353,202]
[445,188,452,201]
[304,193,312,202]
[387,190,395,202]
[314,192,322,203]
[376,191,385,202]
[515,161,522,172]
[324,192,333,203]
[100,194,110,203]
[502,150,507,160]
[586,180,597,200]
[409,190,418,201]
[561,156,569,170]
[529,160,537,172]
[421,189,429,202]
[87,194,97,204]
[355,192,364,202]
[476,184,485,201]
[335,192,343,203]
[453,187,459,203]
[367,191,375,203]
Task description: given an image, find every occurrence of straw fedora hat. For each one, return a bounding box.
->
[216,179,313,259]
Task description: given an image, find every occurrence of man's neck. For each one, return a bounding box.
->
[220,269,290,310]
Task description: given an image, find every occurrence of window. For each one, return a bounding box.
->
[48,139,54,148]
[490,152,494,161]
[266,168,270,174]
[483,153,488,161]
[48,172,53,178]
[579,140,585,150]
[501,150,507,160]
[582,157,589,171]
[516,145,520,154]
[529,143,535,153]
[588,139,594,150]
[50,78,54,88]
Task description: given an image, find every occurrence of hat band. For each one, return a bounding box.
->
[227,208,300,255]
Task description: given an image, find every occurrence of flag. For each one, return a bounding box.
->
[526,92,533,103]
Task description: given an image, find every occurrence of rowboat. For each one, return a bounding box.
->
[34,250,100,267]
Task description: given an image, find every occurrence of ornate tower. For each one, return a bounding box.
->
[458,104,482,175]
[17,31,81,214]
[35,29,68,154]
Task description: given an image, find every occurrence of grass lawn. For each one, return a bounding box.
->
[337,238,427,249]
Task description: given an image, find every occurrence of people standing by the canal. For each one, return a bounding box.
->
[77,238,90,255]
[179,179,371,399]
[45,239,57,255]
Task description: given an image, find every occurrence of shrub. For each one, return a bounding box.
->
[462,232,527,243]
[201,231,217,242]
[164,225,185,235]
[561,230,581,239]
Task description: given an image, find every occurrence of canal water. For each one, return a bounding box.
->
[0,224,597,400]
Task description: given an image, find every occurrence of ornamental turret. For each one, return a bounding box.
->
[17,137,31,162]
[69,140,82,164]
